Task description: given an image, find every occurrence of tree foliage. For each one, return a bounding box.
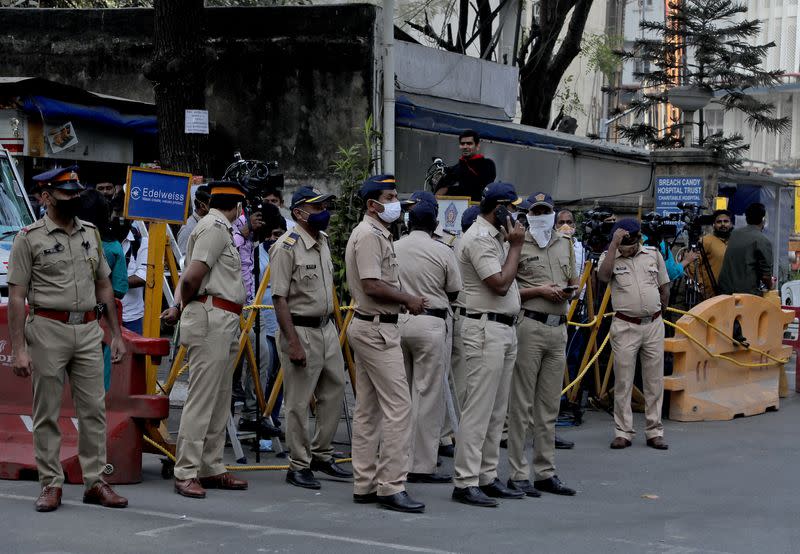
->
[327,116,380,299]
[619,0,789,164]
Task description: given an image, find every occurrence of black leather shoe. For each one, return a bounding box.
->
[555,435,575,449]
[310,458,353,479]
[377,491,425,513]
[507,479,541,498]
[238,417,281,438]
[407,472,453,484]
[452,486,498,507]
[480,478,525,499]
[534,475,576,496]
[286,469,321,490]
[353,492,378,504]
[437,444,455,457]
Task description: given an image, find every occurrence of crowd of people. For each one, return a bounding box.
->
[7,130,776,514]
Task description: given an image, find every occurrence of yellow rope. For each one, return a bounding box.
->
[664,320,787,368]
[143,435,352,472]
[561,332,612,395]
[666,307,789,366]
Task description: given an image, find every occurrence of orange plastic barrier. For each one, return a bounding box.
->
[664,294,792,421]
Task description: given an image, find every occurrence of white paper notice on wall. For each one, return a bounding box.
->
[184,110,209,134]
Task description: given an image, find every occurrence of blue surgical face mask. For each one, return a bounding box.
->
[306,209,331,232]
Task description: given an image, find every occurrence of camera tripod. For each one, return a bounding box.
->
[682,239,718,308]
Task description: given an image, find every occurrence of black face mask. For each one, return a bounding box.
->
[714,228,732,240]
[494,205,510,229]
[263,238,278,251]
[52,196,82,219]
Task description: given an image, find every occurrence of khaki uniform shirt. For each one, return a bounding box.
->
[435,229,466,308]
[457,215,521,316]
[186,208,246,305]
[395,230,462,310]
[599,245,669,317]
[268,225,335,317]
[516,231,575,315]
[8,215,110,311]
[345,215,401,315]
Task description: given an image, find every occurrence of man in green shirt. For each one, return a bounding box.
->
[718,203,773,296]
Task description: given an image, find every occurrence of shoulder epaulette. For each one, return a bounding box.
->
[213,218,228,227]
[79,219,97,229]
[643,245,657,251]
[20,220,44,235]
[281,232,300,250]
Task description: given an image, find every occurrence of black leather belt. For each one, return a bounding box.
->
[457,307,467,316]
[422,308,448,319]
[291,314,332,328]
[464,311,517,327]
[615,311,661,325]
[354,313,400,324]
[523,309,567,327]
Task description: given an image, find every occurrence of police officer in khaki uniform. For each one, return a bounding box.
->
[162,181,250,499]
[8,166,128,512]
[598,219,670,450]
[437,205,482,456]
[396,192,462,483]
[345,174,427,513]
[506,192,577,498]
[270,186,351,490]
[453,182,527,508]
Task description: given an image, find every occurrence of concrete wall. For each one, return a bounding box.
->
[0,5,379,189]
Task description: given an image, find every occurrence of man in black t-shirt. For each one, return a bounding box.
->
[435,129,496,202]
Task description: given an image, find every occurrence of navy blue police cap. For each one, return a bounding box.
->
[32,165,84,191]
[610,218,641,235]
[461,205,480,229]
[482,181,518,204]
[359,174,396,199]
[291,186,335,210]
[208,180,246,198]
[409,190,438,210]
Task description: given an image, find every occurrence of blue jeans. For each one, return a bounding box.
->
[123,318,143,335]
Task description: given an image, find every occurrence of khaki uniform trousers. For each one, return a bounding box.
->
[440,312,466,446]
[26,316,106,489]
[174,302,240,480]
[453,317,517,488]
[277,320,345,472]
[347,317,411,496]
[610,317,665,440]
[399,313,447,474]
[507,318,567,482]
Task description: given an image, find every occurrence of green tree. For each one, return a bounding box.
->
[327,116,380,299]
[619,0,788,165]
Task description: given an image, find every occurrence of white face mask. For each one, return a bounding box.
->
[377,201,402,223]
[527,212,555,248]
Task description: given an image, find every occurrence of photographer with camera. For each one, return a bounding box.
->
[641,212,700,282]
[581,208,617,257]
[718,202,774,296]
[688,209,732,300]
[433,130,496,202]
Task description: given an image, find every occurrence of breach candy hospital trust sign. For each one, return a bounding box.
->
[124,167,194,225]
[654,176,703,217]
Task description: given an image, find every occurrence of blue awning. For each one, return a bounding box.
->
[21,96,157,135]
[395,94,649,160]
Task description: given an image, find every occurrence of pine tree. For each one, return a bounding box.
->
[619,0,789,165]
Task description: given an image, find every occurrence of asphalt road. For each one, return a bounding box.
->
[2,393,800,554]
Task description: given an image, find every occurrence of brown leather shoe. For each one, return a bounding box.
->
[610,437,632,449]
[35,486,62,512]
[83,483,128,508]
[646,436,669,450]
[175,478,207,498]
[199,472,248,490]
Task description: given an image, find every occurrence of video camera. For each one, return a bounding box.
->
[641,211,679,245]
[222,152,284,213]
[674,202,715,247]
[582,209,615,254]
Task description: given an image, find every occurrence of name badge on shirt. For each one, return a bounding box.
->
[43,243,65,255]
[305,264,317,269]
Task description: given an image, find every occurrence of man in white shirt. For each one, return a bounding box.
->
[177,186,210,255]
[121,225,149,335]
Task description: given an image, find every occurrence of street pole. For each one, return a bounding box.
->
[383,0,395,174]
